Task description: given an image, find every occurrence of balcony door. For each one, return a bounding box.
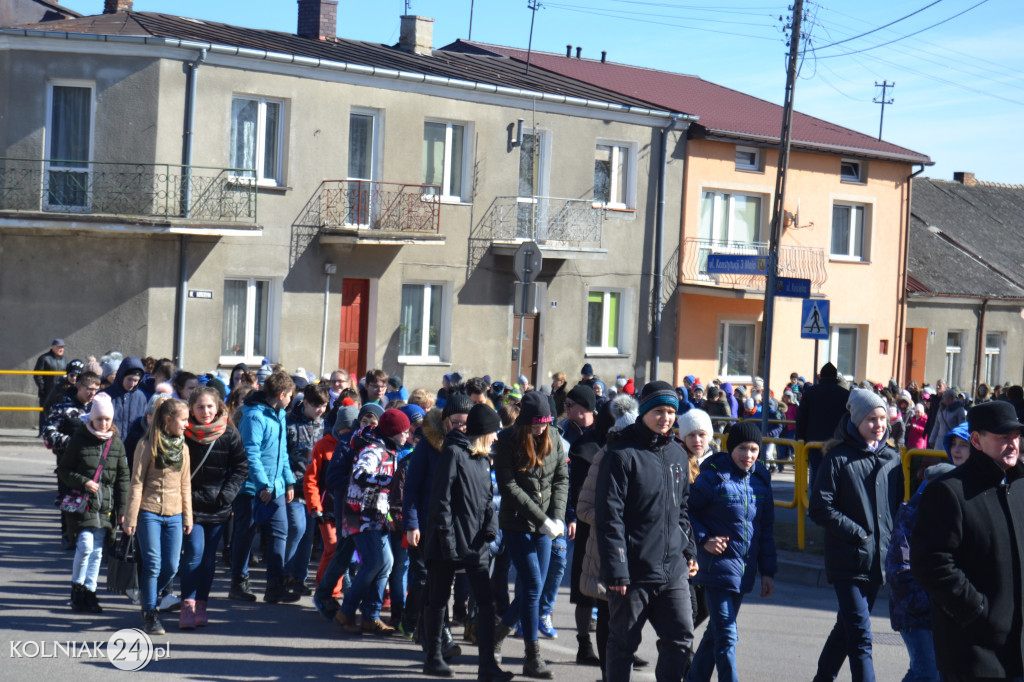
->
[697,190,763,277]
[44,82,94,212]
[347,111,378,227]
[516,130,549,240]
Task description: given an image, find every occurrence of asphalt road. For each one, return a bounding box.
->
[0,436,912,680]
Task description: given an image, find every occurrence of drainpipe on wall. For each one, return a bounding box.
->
[896,163,925,384]
[650,115,678,382]
[174,48,207,367]
[973,297,990,395]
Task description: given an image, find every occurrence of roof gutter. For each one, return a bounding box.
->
[1,28,694,123]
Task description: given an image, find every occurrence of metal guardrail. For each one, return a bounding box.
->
[0,157,258,224]
[319,180,441,233]
[901,448,950,500]
[0,370,65,412]
[680,238,827,292]
[480,196,603,248]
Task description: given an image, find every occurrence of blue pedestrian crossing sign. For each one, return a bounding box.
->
[801,299,829,340]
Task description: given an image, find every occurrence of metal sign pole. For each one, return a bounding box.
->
[517,285,527,380]
[813,339,819,386]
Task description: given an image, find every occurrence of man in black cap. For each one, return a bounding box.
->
[33,338,67,435]
[796,362,850,485]
[911,400,1024,682]
[560,384,597,449]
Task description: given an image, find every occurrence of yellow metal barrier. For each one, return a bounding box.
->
[0,369,67,412]
[900,448,950,501]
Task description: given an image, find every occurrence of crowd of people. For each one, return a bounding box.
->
[36,342,1024,682]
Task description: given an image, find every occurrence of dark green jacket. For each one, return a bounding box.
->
[57,424,130,535]
[493,426,568,533]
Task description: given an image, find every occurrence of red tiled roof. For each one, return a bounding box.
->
[449,41,931,165]
[906,275,931,293]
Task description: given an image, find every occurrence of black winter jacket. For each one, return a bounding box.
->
[809,415,903,584]
[795,378,850,443]
[184,425,249,525]
[595,421,694,587]
[423,429,498,567]
[911,449,1024,679]
[493,426,568,533]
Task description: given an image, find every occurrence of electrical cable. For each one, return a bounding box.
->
[810,0,944,51]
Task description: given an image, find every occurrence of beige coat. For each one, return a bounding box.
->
[125,438,192,527]
[576,447,607,602]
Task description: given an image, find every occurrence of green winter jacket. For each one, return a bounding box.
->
[57,424,130,536]
[493,426,568,533]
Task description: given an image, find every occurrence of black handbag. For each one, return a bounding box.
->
[106,531,140,602]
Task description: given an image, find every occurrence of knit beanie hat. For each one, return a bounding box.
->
[608,394,639,433]
[623,378,635,396]
[442,391,474,420]
[516,391,553,425]
[333,403,360,437]
[676,408,713,438]
[377,408,411,438]
[846,388,887,426]
[90,392,115,420]
[727,421,762,454]
[707,385,721,401]
[84,361,103,377]
[388,376,403,390]
[637,381,679,418]
[465,404,501,437]
[616,375,627,389]
[356,403,385,425]
[567,384,597,412]
[400,404,426,426]
[581,363,594,376]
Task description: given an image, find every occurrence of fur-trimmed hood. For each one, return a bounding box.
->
[422,407,446,451]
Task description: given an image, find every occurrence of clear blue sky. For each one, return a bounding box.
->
[62,0,1024,184]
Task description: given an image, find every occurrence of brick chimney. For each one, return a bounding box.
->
[297,0,337,40]
[953,171,977,186]
[103,0,133,12]
[399,15,433,55]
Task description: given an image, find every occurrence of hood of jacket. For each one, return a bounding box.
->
[943,422,971,456]
[105,356,145,398]
[421,407,446,451]
[243,388,274,410]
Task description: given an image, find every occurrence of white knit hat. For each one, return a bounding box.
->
[676,408,713,437]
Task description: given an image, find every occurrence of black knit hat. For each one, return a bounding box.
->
[442,391,474,420]
[516,391,553,425]
[465,404,501,437]
[727,421,762,454]
[567,384,597,412]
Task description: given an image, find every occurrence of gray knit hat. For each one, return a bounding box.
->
[846,388,887,426]
[676,408,713,438]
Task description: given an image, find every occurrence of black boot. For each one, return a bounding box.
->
[493,619,513,665]
[142,609,165,636]
[442,615,462,660]
[423,607,454,677]
[228,576,257,602]
[523,640,553,680]
[70,583,86,612]
[476,606,514,682]
[265,579,301,604]
[84,589,103,614]
[576,634,600,666]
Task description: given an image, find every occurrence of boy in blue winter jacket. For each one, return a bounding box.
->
[687,420,777,682]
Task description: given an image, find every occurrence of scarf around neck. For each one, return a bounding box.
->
[155,433,185,470]
[186,414,228,444]
[86,420,114,441]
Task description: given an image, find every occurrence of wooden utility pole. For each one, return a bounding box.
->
[758,0,805,455]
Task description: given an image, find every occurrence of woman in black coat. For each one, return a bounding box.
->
[421,404,511,681]
[180,386,248,628]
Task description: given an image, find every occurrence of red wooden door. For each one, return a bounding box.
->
[339,279,369,379]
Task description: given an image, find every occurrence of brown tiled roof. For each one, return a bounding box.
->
[446,40,931,165]
[9,12,662,112]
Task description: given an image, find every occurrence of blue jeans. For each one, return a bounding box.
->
[71,527,106,591]
[181,522,225,601]
[284,501,315,582]
[340,530,393,621]
[539,535,567,618]
[899,628,940,682]
[501,532,552,643]
[315,534,355,600]
[688,587,743,682]
[813,580,880,682]
[388,530,409,618]
[136,511,183,611]
[232,493,288,584]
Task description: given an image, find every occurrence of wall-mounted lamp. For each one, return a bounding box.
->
[512,118,525,147]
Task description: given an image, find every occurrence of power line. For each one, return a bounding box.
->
[810,0,944,51]
[541,3,779,40]
[543,1,774,28]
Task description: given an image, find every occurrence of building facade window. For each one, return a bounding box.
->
[840,159,864,183]
[221,278,271,362]
[346,111,379,225]
[831,203,867,260]
[400,283,444,361]
[984,332,1003,387]
[423,121,466,200]
[828,325,859,380]
[230,96,283,185]
[945,331,963,390]
[734,146,760,171]
[718,321,756,379]
[700,191,762,244]
[586,289,622,354]
[45,82,94,210]
[594,142,633,208]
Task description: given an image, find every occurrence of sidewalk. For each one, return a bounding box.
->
[0,428,42,446]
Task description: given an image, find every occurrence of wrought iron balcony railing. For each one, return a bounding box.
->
[319,180,441,234]
[681,237,828,293]
[479,196,603,248]
[0,158,257,224]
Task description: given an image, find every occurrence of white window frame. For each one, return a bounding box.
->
[944,331,963,390]
[585,288,628,356]
[734,145,761,172]
[219,277,280,366]
[398,282,451,364]
[593,140,637,210]
[229,95,285,187]
[984,332,1003,387]
[422,120,470,202]
[717,320,757,382]
[830,201,870,261]
[827,325,860,381]
[700,190,765,244]
[346,108,384,227]
[44,80,96,212]
[840,158,865,183]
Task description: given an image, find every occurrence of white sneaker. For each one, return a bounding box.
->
[158,592,181,612]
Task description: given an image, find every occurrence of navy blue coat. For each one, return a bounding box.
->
[689,451,777,594]
[101,356,148,443]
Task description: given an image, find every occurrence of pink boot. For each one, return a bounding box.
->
[179,599,196,630]
[194,600,208,627]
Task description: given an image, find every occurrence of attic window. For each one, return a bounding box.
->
[735,146,760,172]
[840,159,864,183]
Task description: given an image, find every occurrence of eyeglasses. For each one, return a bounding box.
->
[330,379,345,385]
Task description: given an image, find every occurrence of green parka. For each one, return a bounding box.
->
[57,423,130,536]
[493,426,568,533]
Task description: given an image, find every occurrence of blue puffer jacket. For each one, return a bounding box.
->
[238,390,295,498]
[689,451,777,594]
[101,356,148,442]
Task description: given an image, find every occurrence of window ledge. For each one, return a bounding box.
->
[398,358,452,367]
[427,196,472,206]
[227,178,290,193]
[592,203,635,213]
[585,351,629,359]
[256,184,292,194]
[840,179,867,185]
[734,167,763,174]
[829,256,870,264]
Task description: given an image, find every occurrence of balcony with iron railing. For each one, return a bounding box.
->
[0,158,259,231]
[680,237,828,295]
[477,196,606,258]
[311,180,444,244]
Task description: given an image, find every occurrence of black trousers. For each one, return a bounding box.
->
[606,576,694,682]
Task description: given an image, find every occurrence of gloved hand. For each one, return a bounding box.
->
[541,518,565,539]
